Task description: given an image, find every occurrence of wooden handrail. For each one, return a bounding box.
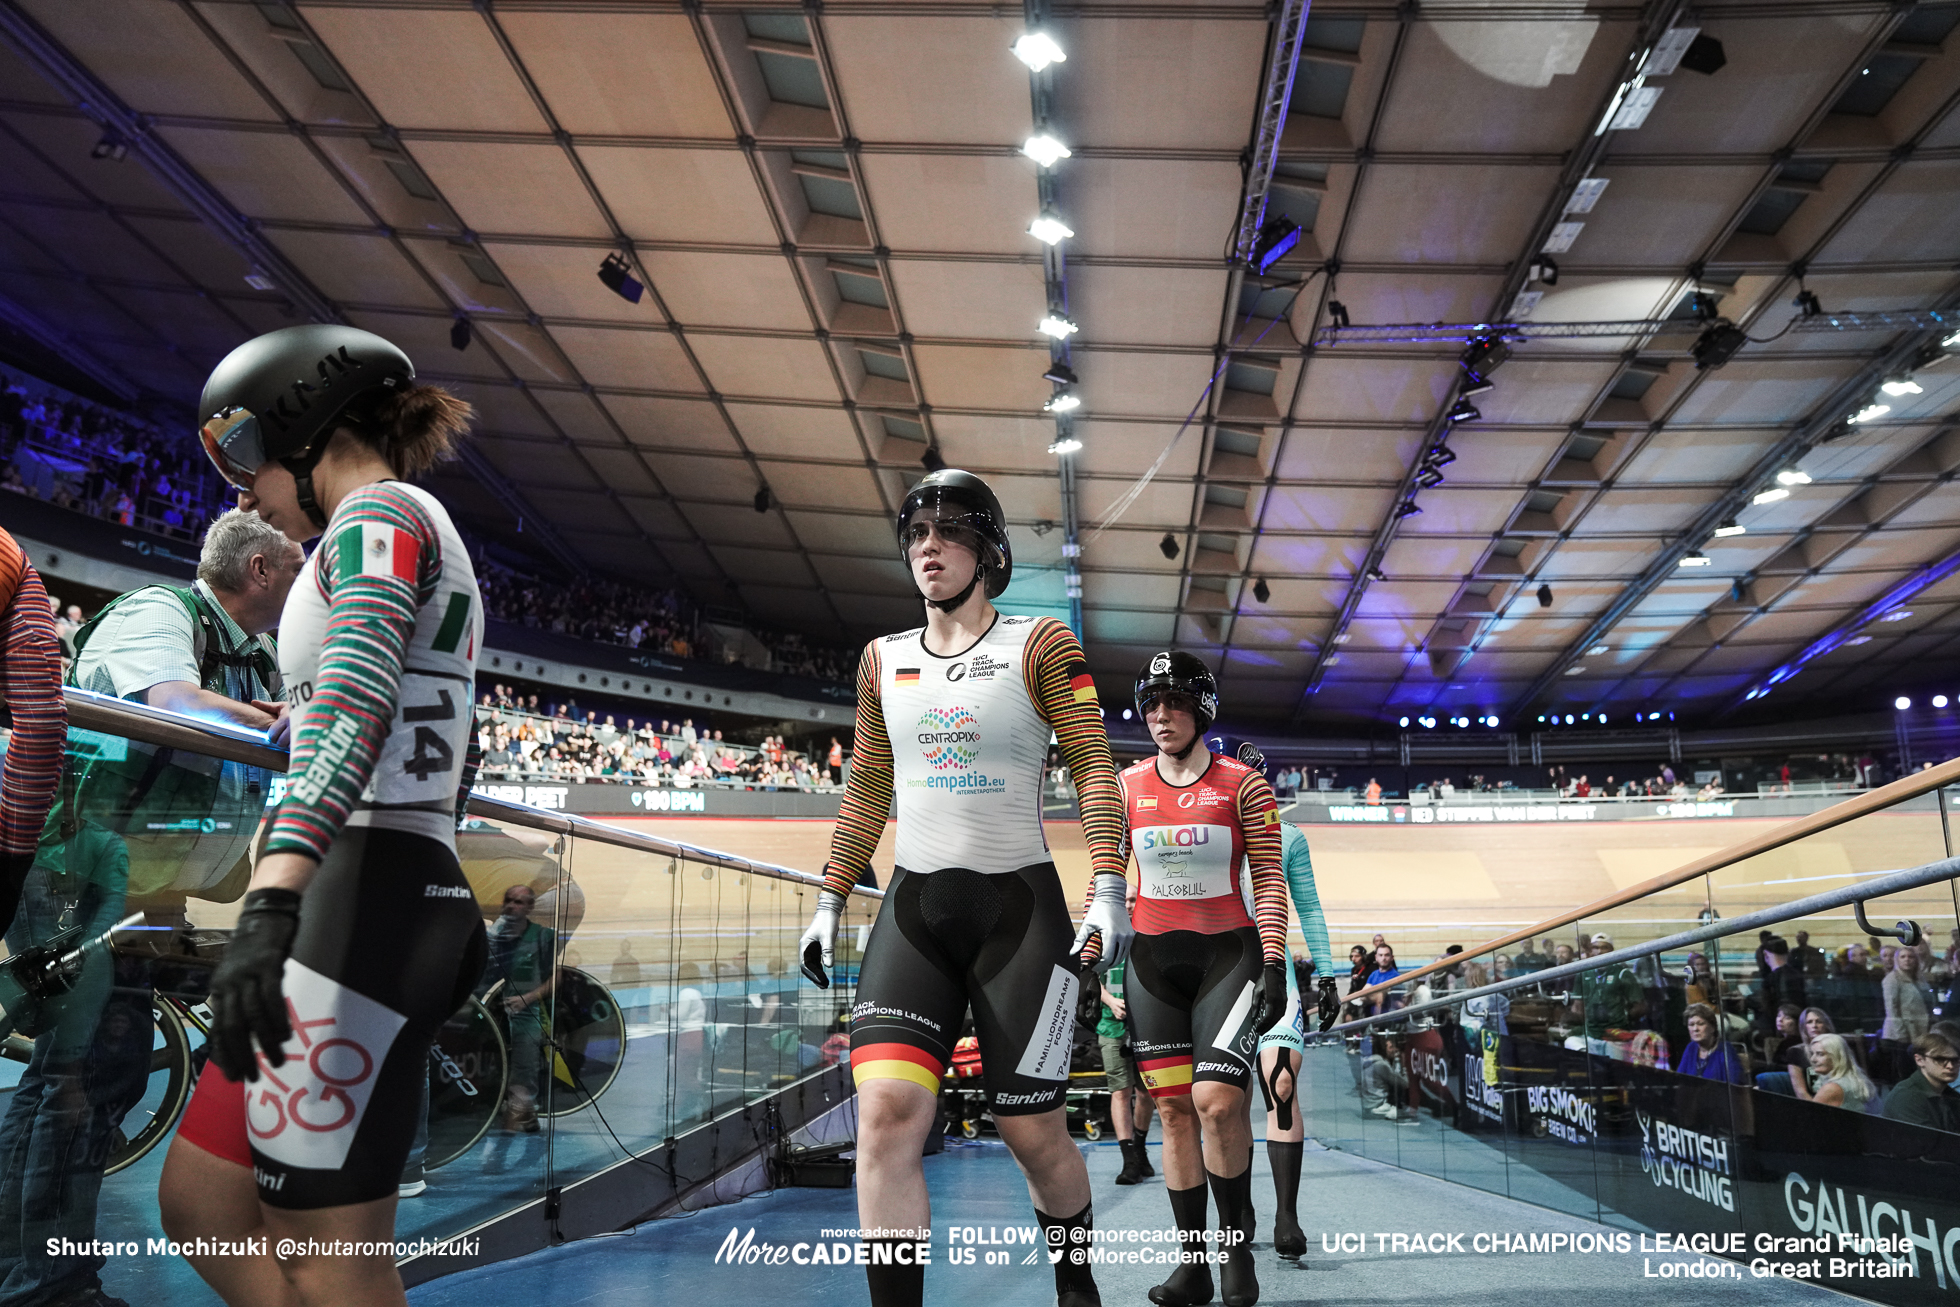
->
[1341,752,1960,1006]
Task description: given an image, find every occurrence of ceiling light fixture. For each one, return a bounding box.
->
[1774,467,1812,486]
[1042,361,1078,386]
[1936,695,1951,709]
[1896,696,1912,711]
[1691,323,1747,370]
[1394,500,1422,518]
[449,318,470,351]
[1848,402,1891,424]
[1047,434,1082,455]
[1447,397,1482,423]
[597,252,643,304]
[1367,566,1386,583]
[1327,301,1350,329]
[1022,133,1071,168]
[1945,330,1960,349]
[1028,212,1074,245]
[1881,377,1923,396]
[1159,533,1180,560]
[1752,487,1790,505]
[1461,335,1512,376]
[1846,635,1872,646]
[1424,445,1458,469]
[1537,584,1553,608]
[1459,374,1495,399]
[1564,665,1587,676]
[1011,31,1066,71]
[1415,468,1446,489]
[1043,391,1081,414]
[921,447,947,473]
[1678,551,1712,567]
[90,132,127,161]
[1037,314,1079,340]
[1528,254,1560,285]
[1713,519,1746,537]
[1249,216,1301,275]
[753,487,770,513]
[1587,644,1610,656]
[1881,608,1914,622]
[1252,577,1271,603]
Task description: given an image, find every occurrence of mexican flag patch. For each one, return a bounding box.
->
[336,522,418,583]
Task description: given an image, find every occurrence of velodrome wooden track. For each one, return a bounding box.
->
[547,808,1959,972]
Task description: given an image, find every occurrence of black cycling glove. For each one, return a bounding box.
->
[1251,962,1289,1035]
[1315,976,1342,1032]
[208,887,302,1082]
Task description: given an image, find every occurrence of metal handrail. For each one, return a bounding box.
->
[1341,750,1960,1008]
[56,687,879,899]
[1319,854,1960,1038]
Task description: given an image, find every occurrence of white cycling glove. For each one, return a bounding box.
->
[1070,873,1134,974]
[799,889,845,987]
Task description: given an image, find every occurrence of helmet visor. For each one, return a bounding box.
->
[899,508,991,559]
[199,408,265,490]
[1137,689,1201,719]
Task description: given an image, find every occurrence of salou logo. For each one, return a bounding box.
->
[1137,826,1211,851]
[1637,1111,1734,1212]
[916,707,980,770]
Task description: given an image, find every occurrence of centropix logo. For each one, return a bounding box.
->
[1149,653,1172,676]
[916,707,980,770]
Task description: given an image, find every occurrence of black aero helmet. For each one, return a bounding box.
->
[896,468,1012,607]
[198,324,414,525]
[1134,651,1220,734]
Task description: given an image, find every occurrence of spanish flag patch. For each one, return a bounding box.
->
[1068,664,1097,704]
[895,667,920,684]
[1136,795,1158,811]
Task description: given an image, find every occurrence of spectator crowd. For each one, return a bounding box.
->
[474,686,846,791]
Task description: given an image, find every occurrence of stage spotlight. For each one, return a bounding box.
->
[597,252,643,303]
[1564,714,1574,725]
[1327,301,1350,329]
[1713,520,1746,537]
[1447,396,1482,423]
[1692,323,1747,370]
[1415,468,1446,490]
[1367,565,1386,582]
[1458,374,1495,399]
[1678,551,1712,567]
[1793,288,1822,318]
[1394,500,1422,519]
[1123,708,1134,720]
[1250,216,1300,275]
[1881,377,1923,397]
[1488,716,1500,728]
[922,447,947,473]
[1529,255,1559,285]
[1775,467,1812,486]
[1253,577,1271,603]
[1046,434,1082,455]
[1028,212,1074,245]
[449,318,470,351]
[1935,695,1950,709]
[1537,583,1553,608]
[1896,696,1912,711]
[1160,533,1180,560]
[1038,314,1079,340]
[1042,362,1078,386]
[90,132,127,161]
[1043,391,1081,413]
[1022,134,1071,168]
[1399,716,1410,728]
[753,487,770,513]
[1424,445,1458,469]
[1461,335,1511,376]
[1848,402,1891,424]
[1011,31,1066,71]
[1752,487,1789,505]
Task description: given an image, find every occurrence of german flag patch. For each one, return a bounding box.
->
[1068,663,1097,704]
[895,667,921,684]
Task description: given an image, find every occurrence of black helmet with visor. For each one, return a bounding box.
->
[198,325,415,527]
[1134,651,1220,736]
[896,468,1013,610]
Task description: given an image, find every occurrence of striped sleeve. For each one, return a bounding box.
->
[1022,619,1128,891]
[1281,822,1332,974]
[266,484,439,860]
[1237,769,1287,963]
[821,641,891,898]
[0,536,64,859]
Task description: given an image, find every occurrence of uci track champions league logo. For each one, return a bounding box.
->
[912,708,1007,796]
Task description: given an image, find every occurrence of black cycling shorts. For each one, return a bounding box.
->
[177,826,485,1209]
[1126,927,1263,1098]
[849,862,1079,1117]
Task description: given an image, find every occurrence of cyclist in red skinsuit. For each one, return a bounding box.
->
[1121,651,1287,1307]
[0,527,63,937]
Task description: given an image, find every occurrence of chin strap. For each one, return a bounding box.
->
[282,455,329,529]
[926,567,983,613]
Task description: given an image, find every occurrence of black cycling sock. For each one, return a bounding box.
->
[1208,1165,1259,1307]
[865,1238,924,1307]
[1035,1201,1100,1303]
[1267,1140,1305,1258]
[1147,1182,1212,1307]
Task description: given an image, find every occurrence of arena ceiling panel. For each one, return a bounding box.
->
[1,0,1959,730]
